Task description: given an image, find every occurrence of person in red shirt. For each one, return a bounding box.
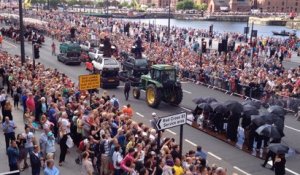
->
[122,104,133,118]
[26,93,35,114]
[120,148,136,173]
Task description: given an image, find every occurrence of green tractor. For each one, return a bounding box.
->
[132,64,183,108]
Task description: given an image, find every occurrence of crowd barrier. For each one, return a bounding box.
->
[180,69,300,113]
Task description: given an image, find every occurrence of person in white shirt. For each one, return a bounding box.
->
[112,145,123,175]
[23,125,35,169]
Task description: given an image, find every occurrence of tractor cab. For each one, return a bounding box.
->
[149,67,177,86]
[133,64,183,108]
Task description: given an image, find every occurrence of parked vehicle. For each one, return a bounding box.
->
[86,56,120,88]
[57,51,81,65]
[80,40,99,51]
[59,42,81,53]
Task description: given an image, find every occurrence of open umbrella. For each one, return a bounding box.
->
[268,105,286,117]
[273,118,285,131]
[256,124,283,139]
[224,100,243,114]
[242,100,261,109]
[197,103,212,112]
[243,104,259,116]
[251,115,266,126]
[268,143,289,154]
[260,113,280,124]
[192,97,206,104]
[210,102,227,114]
[204,97,218,104]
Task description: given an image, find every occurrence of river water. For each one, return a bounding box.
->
[124,18,300,37]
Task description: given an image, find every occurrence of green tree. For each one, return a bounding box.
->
[49,0,60,8]
[195,3,208,11]
[66,0,77,7]
[119,1,129,7]
[97,1,105,7]
[176,0,194,10]
[110,0,119,7]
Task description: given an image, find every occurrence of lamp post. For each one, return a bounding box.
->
[106,0,109,26]
[167,0,171,39]
[18,0,25,65]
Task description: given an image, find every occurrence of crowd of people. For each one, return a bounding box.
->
[0,8,296,175]
[2,9,300,112]
[0,48,233,175]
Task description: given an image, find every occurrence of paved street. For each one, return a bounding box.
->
[0,35,300,175]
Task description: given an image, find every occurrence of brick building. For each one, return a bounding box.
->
[253,0,299,13]
[207,0,251,12]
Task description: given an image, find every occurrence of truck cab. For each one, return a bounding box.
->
[90,56,120,88]
[80,40,98,52]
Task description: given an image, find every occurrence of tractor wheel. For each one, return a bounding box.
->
[169,86,183,106]
[132,87,140,99]
[146,84,161,108]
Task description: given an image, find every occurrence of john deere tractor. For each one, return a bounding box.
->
[132,64,183,108]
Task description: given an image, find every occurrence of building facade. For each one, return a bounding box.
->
[254,0,299,13]
[207,0,251,12]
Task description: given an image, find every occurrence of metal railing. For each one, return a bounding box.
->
[180,69,300,113]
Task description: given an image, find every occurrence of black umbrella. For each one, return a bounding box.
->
[251,115,266,126]
[273,118,285,131]
[243,104,259,116]
[268,105,286,117]
[197,103,212,112]
[260,113,280,124]
[210,102,227,114]
[268,143,289,154]
[242,100,261,109]
[192,97,206,104]
[204,97,218,104]
[256,124,283,139]
[224,100,243,114]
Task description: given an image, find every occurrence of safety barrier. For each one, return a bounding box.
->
[180,69,300,113]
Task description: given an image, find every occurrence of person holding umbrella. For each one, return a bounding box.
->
[274,154,286,175]
[261,143,289,171]
[261,149,276,170]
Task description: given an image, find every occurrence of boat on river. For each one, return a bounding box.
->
[272,30,296,36]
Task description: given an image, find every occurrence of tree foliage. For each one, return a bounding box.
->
[49,0,60,8]
[195,3,208,11]
[176,0,194,10]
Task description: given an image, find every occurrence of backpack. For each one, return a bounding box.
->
[113,98,119,109]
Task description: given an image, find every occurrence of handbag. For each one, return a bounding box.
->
[66,135,74,148]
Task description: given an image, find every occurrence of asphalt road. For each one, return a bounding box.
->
[1,36,300,175]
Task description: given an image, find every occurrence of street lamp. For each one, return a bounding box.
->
[18,0,25,65]
[168,0,171,39]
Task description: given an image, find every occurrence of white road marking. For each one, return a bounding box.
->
[136,112,144,118]
[3,40,17,48]
[179,106,192,112]
[0,170,20,175]
[268,161,300,175]
[183,89,192,94]
[166,129,176,135]
[285,168,300,175]
[180,81,190,84]
[208,152,222,160]
[233,166,251,175]
[118,85,124,88]
[285,125,300,133]
[185,139,197,146]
